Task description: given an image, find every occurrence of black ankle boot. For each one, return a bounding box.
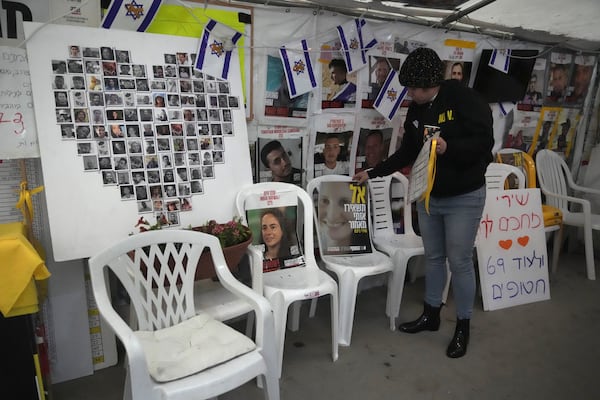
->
[446,318,470,358]
[398,302,441,333]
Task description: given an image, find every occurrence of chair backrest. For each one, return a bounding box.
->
[235,181,318,271]
[496,148,537,188]
[535,149,574,210]
[485,162,526,191]
[306,174,375,256]
[88,230,224,332]
[367,172,417,239]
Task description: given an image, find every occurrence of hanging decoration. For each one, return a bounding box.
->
[101,0,163,31]
[279,39,318,99]
[336,18,377,73]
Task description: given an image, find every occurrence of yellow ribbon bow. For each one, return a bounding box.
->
[421,139,437,214]
[15,181,44,226]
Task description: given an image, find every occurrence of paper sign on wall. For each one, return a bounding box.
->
[0,46,39,159]
[476,188,550,311]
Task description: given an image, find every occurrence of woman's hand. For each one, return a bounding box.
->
[436,137,447,155]
[352,170,370,185]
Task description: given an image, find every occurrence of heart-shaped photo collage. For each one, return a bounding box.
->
[52,45,240,227]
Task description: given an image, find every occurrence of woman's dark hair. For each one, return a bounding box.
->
[260,208,291,258]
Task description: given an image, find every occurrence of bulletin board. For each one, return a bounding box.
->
[24,22,252,261]
[475,188,550,311]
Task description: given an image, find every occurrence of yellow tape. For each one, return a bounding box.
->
[422,139,437,214]
[15,181,44,225]
[444,39,477,49]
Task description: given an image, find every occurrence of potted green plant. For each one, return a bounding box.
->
[133,216,253,280]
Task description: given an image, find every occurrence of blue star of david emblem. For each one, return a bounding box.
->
[124,0,144,20]
[293,59,306,75]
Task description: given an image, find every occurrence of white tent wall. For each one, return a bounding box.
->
[247,5,597,178]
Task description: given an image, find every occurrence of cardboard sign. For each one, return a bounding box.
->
[476,188,550,311]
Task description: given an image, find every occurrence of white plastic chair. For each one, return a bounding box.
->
[88,230,279,400]
[307,175,394,346]
[536,149,600,280]
[495,150,563,272]
[485,162,526,190]
[235,182,339,378]
[367,172,425,330]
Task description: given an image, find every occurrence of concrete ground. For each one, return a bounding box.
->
[51,250,600,400]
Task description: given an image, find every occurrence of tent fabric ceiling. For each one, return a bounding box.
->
[234,0,600,50]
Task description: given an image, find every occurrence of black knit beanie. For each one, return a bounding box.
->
[398,47,444,88]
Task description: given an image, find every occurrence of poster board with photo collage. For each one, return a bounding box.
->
[25,22,252,261]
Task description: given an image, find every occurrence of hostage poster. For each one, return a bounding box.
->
[317,180,372,255]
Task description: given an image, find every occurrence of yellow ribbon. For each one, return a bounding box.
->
[15,181,44,225]
[421,139,437,214]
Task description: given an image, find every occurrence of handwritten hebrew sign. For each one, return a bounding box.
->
[476,188,550,311]
[0,46,39,158]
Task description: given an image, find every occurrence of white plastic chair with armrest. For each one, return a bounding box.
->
[307,175,394,346]
[368,172,425,330]
[235,182,339,378]
[536,149,600,280]
[87,230,279,400]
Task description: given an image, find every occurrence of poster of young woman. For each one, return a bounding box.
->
[244,190,304,272]
[316,180,372,255]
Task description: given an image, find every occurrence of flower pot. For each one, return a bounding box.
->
[195,235,253,280]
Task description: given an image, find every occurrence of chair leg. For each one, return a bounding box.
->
[386,254,409,331]
[583,224,596,280]
[308,298,318,318]
[337,270,360,346]
[287,301,302,332]
[329,289,339,362]
[551,226,562,274]
[262,372,281,400]
[268,292,289,378]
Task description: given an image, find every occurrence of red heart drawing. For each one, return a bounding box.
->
[517,236,530,246]
[499,240,512,250]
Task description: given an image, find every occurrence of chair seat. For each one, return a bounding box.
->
[194,279,253,322]
[135,312,256,383]
[322,251,393,271]
[263,266,335,296]
[373,234,424,255]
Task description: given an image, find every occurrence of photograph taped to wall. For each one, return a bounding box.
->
[362,54,405,108]
[517,56,547,111]
[313,131,353,178]
[264,55,309,118]
[353,126,393,174]
[564,53,597,106]
[257,136,303,185]
[544,51,574,105]
[25,22,252,261]
[319,38,357,109]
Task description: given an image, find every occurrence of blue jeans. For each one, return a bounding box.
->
[416,185,486,319]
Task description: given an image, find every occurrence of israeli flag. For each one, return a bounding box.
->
[101,0,162,31]
[489,49,511,73]
[374,70,408,121]
[279,39,318,98]
[194,19,242,80]
[336,18,377,73]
